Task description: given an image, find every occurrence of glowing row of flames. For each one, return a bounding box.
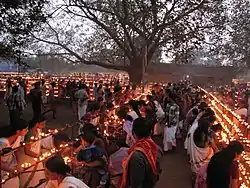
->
[202,88,250,188]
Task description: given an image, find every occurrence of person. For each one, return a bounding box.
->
[7,85,24,124]
[41,133,70,153]
[104,83,111,101]
[4,78,12,102]
[208,123,223,152]
[123,115,136,147]
[78,112,92,135]
[97,84,104,100]
[163,93,180,152]
[145,95,158,131]
[123,100,141,147]
[80,123,107,153]
[186,108,215,155]
[0,119,28,188]
[128,100,141,119]
[114,81,122,94]
[93,83,98,100]
[45,155,89,188]
[20,115,47,188]
[41,79,47,104]
[18,80,26,110]
[189,119,214,186]
[43,82,56,119]
[30,82,43,120]
[75,84,89,121]
[77,130,108,188]
[108,139,129,187]
[235,100,247,119]
[207,140,244,188]
[120,117,162,188]
[184,102,208,136]
[195,162,209,188]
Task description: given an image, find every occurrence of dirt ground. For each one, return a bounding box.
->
[0,100,192,188]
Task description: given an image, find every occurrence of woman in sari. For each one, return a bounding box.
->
[20,115,47,188]
[45,155,89,188]
[186,108,214,155]
[0,119,28,188]
[189,119,214,187]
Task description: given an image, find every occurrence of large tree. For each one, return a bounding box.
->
[0,0,47,58]
[30,0,226,83]
[209,0,250,68]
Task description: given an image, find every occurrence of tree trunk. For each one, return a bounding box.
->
[127,59,144,85]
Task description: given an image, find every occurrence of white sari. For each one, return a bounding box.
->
[20,129,45,188]
[123,111,138,147]
[0,136,22,188]
[58,176,89,188]
[185,112,204,153]
[186,119,199,154]
[123,120,136,147]
[189,132,213,173]
[163,125,177,151]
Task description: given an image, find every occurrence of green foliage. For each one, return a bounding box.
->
[209,0,250,67]
[0,0,47,57]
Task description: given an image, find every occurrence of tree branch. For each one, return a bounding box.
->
[31,33,128,72]
[74,1,132,59]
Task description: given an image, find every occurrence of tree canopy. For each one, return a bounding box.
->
[210,0,250,68]
[0,0,47,58]
[29,0,227,83]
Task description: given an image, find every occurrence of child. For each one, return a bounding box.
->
[77,131,108,188]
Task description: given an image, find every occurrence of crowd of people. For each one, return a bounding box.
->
[0,79,245,188]
[210,83,250,123]
[3,78,126,123]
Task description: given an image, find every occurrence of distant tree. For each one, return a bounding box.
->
[31,0,226,83]
[210,0,250,68]
[0,0,47,57]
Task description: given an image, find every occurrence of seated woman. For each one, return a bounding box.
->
[0,119,28,188]
[207,141,244,188]
[45,154,89,188]
[20,115,47,188]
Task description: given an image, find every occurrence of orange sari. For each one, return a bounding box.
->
[120,138,158,188]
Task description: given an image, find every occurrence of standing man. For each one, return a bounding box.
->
[41,79,47,104]
[75,84,89,121]
[7,85,24,123]
[43,82,56,119]
[163,93,180,152]
[120,117,161,188]
[18,80,26,113]
[30,82,43,120]
[93,83,98,101]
